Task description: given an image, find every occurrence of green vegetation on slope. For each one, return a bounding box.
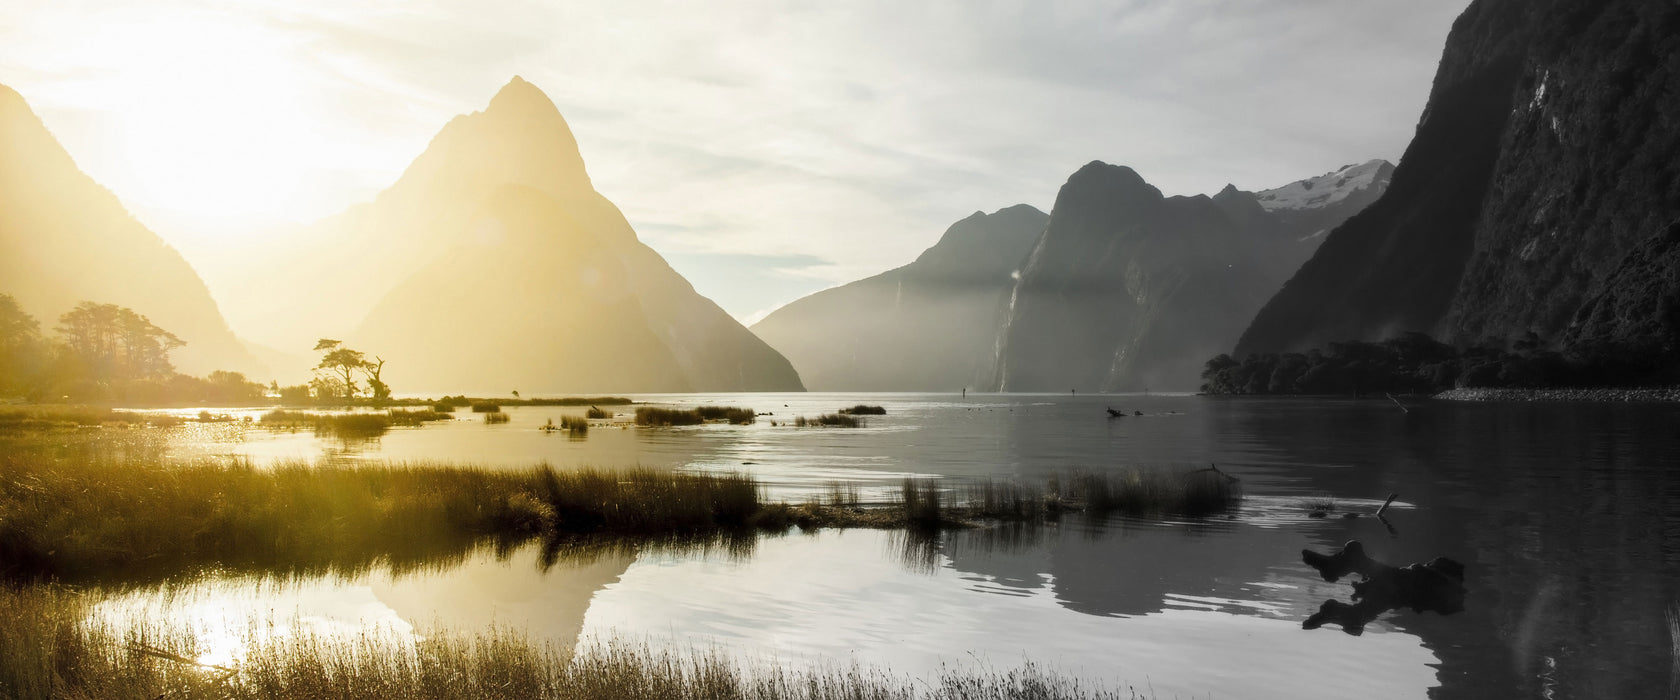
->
[1200,331,1665,396]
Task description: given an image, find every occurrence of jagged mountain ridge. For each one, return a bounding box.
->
[1237,0,1680,377]
[342,78,804,393]
[991,163,1292,392]
[754,160,1389,392]
[750,205,1048,391]
[0,83,262,377]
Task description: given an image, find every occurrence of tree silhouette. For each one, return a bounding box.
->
[366,356,390,402]
[0,295,46,395]
[57,302,183,381]
[315,340,366,399]
[312,339,392,401]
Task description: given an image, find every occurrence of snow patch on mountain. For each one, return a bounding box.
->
[1255,159,1393,212]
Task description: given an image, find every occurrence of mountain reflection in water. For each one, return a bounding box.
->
[109,394,1680,698]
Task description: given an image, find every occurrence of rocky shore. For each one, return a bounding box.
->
[1434,387,1680,402]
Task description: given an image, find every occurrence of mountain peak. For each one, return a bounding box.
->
[486,75,559,116]
[1060,161,1163,212]
[1254,159,1394,212]
[382,76,594,210]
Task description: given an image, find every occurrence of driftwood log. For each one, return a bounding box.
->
[1300,540,1465,635]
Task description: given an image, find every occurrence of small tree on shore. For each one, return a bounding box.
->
[311,339,392,401]
[314,339,364,399]
[366,356,390,402]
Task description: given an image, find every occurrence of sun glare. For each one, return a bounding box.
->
[57,9,326,228]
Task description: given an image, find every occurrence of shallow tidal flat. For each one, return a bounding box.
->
[4,393,1680,699]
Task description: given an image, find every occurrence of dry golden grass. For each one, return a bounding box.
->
[1,585,1149,700]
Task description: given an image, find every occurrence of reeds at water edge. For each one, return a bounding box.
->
[837,404,887,415]
[0,585,1148,700]
[0,435,775,583]
[634,406,756,427]
[793,413,863,428]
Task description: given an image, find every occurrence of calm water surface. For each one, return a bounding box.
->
[105,394,1680,699]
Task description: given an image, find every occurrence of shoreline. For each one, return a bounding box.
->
[1433,386,1680,403]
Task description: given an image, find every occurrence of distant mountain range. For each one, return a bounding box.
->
[1238,0,1680,379]
[754,160,1390,392]
[0,83,261,378]
[751,205,1048,392]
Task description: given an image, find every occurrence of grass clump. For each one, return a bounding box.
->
[560,415,589,434]
[838,404,887,415]
[259,410,391,438]
[900,478,942,529]
[635,406,755,427]
[823,481,862,508]
[387,408,453,426]
[637,407,703,426]
[1057,468,1240,518]
[1,586,1142,700]
[964,479,1050,521]
[470,401,502,413]
[695,406,756,425]
[585,406,614,419]
[0,433,784,583]
[794,413,863,428]
[483,411,511,424]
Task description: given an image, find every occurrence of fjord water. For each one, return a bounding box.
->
[111,394,1680,699]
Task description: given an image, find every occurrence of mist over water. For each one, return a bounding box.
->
[103,393,1680,699]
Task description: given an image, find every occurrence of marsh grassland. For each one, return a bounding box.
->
[0,410,1238,699]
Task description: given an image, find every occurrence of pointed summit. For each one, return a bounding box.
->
[486,75,562,118]
[382,76,593,212]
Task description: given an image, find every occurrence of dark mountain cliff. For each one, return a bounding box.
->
[0,83,261,377]
[991,163,1287,392]
[750,205,1047,391]
[1237,0,1680,377]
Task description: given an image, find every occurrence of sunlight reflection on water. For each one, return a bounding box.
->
[99,393,1680,699]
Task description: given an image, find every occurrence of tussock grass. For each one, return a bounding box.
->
[1,586,1145,700]
[838,404,887,415]
[260,410,392,437]
[635,406,755,427]
[0,434,779,583]
[794,413,863,428]
[902,468,1241,528]
[1055,469,1240,518]
[900,479,942,529]
[585,406,614,419]
[823,481,862,508]
[0,428,1240,586]
[386,409,454,426]
[695,406,756,425]
[636,407,703,426]
[964,480,1049,521]
[471,401,502,413]
[484,411,511,425]
[560,416,589,434]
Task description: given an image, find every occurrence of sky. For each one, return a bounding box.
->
[0,0,1470,325]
